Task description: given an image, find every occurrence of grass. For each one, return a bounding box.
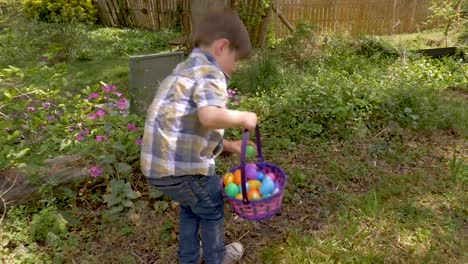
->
[1,8,467,264]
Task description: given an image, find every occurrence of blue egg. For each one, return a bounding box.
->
[257,172,265,181]
[260,178,275,196]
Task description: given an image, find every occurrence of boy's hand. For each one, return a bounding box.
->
[224,139,255,155]
[242,112,258,131]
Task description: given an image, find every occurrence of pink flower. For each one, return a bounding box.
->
[88,109,106,120]
[227,89,237,98]
[127,123,138,131]
[95,135,107,142]
[47,115,54,121]
[116,98,129,110]
[135,138,142,145]
[87,112,97,120]
[42,102,51,109]
[112,91,122,97]
[96,109,106,117]
[27,106,36,111]
[76,129,89,141]
[102,85,116,93]
[89,165,103,178]
[87,93,100,101]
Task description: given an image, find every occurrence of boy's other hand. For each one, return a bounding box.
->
[224,139,255,155]
[242,112,258,131]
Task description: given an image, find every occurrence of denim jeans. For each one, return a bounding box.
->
[148,175,226,264]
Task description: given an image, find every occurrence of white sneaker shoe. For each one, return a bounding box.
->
[222,242,244,264]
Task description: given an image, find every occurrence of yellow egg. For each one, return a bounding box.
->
[247,180,261,190]
[235,193,243,200]
[223,172,234,186]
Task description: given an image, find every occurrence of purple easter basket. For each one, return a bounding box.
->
[222,126,287,221]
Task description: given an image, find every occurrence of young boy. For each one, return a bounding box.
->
[141,9,257,264]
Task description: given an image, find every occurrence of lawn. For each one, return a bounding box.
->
[1,3,467,264]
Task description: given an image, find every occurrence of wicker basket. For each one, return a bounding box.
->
[222,126,287,221]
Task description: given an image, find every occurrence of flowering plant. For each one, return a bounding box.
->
[0,65,143,183]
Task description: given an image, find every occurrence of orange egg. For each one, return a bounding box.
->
[223,172,234,186]
[248,189,261,200]
[233,169,242,185]
[235,193,243,200]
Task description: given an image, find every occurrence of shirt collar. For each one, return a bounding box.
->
[191,48,231,81]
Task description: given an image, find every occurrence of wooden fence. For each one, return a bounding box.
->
[272,0,436,36]
[94,0,438,36]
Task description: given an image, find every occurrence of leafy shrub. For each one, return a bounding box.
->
[23,0,97,24]
[30,207,68,242]
[354,35,398,60]
[276,21,321,69]
[230,51,282,95]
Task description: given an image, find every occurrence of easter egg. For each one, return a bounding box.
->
[262,193,272,199]
[245,167,257,180]
[260,178,275,196]
[246,145,255,158]
[248,189,261,200]
[225,183,239,197]
[247,179,261,190]
[273,187,280,195]
[233,169,242,185]
[265,172,277,182]
[246,163,257,171]
[235,193,243,200]
[257,171,265,181]
[223,172,234,186]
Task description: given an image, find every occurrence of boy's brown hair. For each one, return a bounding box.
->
[192,9,251,60]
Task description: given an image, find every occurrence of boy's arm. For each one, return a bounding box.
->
[198,106,257,131]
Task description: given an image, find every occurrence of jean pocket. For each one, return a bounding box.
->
[155,182,199,207]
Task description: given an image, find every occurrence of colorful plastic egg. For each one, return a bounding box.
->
[225,183,239,198]
[245,167,257,180]
[273,187,280,195]
[265,172,277,182]
[246,163,257,171]
[223,172,234,186]
[235,193,243,200]
[233,169,242,185]
[257,171,265,181]
[260,178,275,196]
[246,145,255,158]
[248,189,261,200]
[247,179,261,190]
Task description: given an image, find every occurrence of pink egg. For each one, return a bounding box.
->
[265,172,276,182]
[246,163,257,171]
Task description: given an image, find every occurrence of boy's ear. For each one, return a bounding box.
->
[214,38,230,55]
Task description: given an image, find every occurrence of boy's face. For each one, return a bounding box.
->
[217,44,238,76]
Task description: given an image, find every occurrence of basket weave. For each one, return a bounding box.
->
[222,127,287,221]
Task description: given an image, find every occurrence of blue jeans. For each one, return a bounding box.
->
[148,175,226,264]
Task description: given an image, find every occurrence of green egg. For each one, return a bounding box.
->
[225,183,239,197]
[246,145,255,159]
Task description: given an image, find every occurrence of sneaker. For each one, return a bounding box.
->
[222,242,244,264]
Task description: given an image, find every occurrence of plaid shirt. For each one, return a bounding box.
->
[141,49,228,178]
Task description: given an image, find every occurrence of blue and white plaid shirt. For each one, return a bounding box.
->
[141,48,228,178]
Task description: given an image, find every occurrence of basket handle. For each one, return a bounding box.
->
[240,126,263,204]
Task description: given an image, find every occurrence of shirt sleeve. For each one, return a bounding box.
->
[192,67,228,109]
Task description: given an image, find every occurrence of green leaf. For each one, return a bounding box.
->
[98,154,116,164]
[116,162,132,175]
[60,138,72,151]
[149,188,164,199]
[112,142,126,153]
[125,187,141,200]
[108,205,124,214]
[154,201,169,213]
[122,199,133,207]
